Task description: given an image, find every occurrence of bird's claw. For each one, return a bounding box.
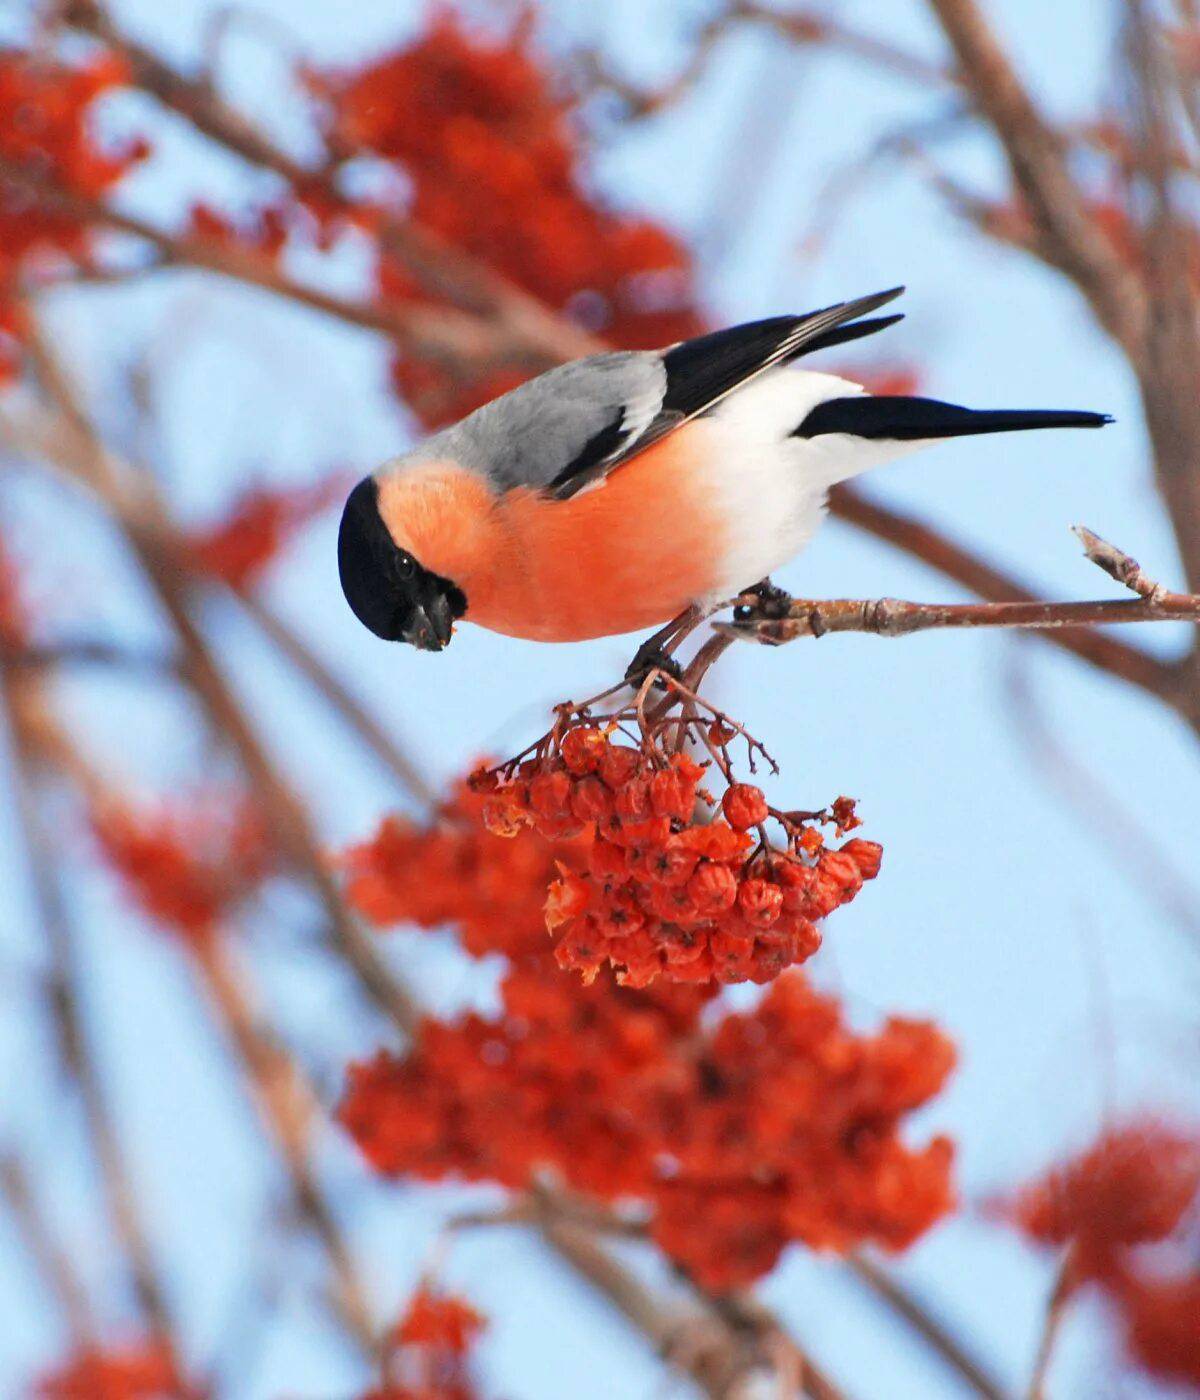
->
[625,643,684,690]
[733,578,794,623]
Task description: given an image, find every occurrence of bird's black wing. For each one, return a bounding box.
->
[543,286,905,499]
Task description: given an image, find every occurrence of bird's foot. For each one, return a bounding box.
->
[733,578,794,623]
[625,641,684,690]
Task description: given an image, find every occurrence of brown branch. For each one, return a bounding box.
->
[0,683,181,1362]
[5,638,377,1360]
[0,155,512,373]
[1003,664,1200,943]
[193,937,377,1352]
[828,489,1183,706]
[6,322,422,1041]
[736,1,949,86]
[0,1153,97,1349]
[849,1254,1011,1400]
[56,0,599,365]
[540,1217,846,1400]
[1027,1248,1077,1400]
[721,589,1200,644]
[1122,4,1200,600]
[232,592,435,808]
[924,0,1145,345]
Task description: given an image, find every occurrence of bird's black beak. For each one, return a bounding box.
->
[401,587,456,651]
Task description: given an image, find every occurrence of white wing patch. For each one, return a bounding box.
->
[696,367,927,599]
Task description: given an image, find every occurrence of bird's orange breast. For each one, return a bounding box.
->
[471,424,729,642]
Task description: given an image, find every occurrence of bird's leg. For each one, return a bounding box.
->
[624,605,701,688]
[733,577,794,623]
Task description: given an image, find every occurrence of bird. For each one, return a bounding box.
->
[338,287,1110,654]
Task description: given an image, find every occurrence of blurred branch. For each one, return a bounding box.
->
[1027,1247,1077,1400]
[0,674,181,1361]
[848,1254,1010,1400]
[5,636,378,1360]
[56,0,600,364]
[3,321,422,1040]
[736,2,948,86]
[924,0,1146,344]
[232,592,436,808]
[1004,665,1200,945]
[193,936,377,1353]
[1123,1,1200,600]
[0,1152,97,1349]
[0,155,511,374]
[540,1216,847,1400]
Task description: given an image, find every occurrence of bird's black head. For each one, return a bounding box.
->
[337,477,467,651]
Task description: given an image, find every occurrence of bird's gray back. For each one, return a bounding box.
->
[405,351,667,494]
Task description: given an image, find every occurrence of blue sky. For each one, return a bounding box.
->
[1,2,1197,1397]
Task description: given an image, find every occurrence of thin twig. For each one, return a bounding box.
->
[233,592,435,809]
[849,1254,1011,1400]
[0,1152,97,1348]
[0,685,181,1361]
[718,530,1200,646]
[193,936,377,1353]
[924,0,1146,345]
[6,321,422,1040]
[828,489,1179,703]
[1027,1248,1077,1400]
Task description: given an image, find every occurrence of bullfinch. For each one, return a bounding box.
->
[338,287,1110,651]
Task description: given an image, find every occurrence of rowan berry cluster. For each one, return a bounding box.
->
[471,722,881,988]
[311,13,702,424]
[339,783,953,1290]
[90,789,271,944]
[363,1286,487,1400]
[183,474,345,592]
[0,50,147,380]
[999,1119,1200,1389]
[34,1341,197,1400]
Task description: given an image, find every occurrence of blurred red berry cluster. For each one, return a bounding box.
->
[339,780,953,1290]
[472,724,881,988]
[311,12,703,423]
[183,474,346,592]
[90,789,272,944]
[0,50,146,380]
[1001,1119,1200,1388]
[35,1341,197,1400]
[363,1286,486,1400]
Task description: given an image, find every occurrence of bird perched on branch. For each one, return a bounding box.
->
[338,287,1109,654]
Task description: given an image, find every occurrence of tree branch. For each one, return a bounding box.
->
[849,1254,1011,1400]
[0,1153,97,1349]
[924,0,1145,344]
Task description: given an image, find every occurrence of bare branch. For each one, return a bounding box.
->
[0,1153,97,1348]
[719,588,1200,645]
[193,937,377,1352]
[3,323,422,1040]
[828,489,1185,706]
[849,1254,1011,1400]
[924,0,1146,344]
[1,683,181,1359]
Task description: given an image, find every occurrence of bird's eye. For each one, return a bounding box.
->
[395,551,416,580]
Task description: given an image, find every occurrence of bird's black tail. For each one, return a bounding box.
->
[796,395,1113,441]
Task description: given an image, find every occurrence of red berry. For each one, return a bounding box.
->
[560,726,606,774]
[722,784,769,831]
[687,862,739,915]
[840,838,883,881]
[737,876,783,928]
